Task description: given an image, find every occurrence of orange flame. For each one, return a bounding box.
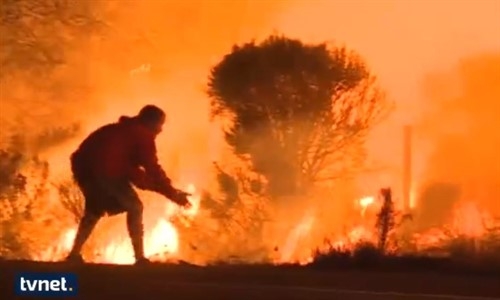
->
[278,210,315,264]
[39,183,201,264]
[358,196,375,217]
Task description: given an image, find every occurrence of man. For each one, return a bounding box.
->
[66,105,191,265]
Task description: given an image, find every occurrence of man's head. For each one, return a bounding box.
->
[137,105,166,135]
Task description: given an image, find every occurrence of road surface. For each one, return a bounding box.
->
[1,260,499,299]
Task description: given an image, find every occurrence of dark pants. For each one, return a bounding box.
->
[69,177,146,261]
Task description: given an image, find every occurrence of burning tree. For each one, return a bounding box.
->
[207,35,390,198]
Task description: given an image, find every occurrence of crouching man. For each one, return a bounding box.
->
[66,105,191,265]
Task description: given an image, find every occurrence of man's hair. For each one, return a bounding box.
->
[137,105,165,123]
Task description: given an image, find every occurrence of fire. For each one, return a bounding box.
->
[451,201,489,238]
[274,196,379,265]
[275,197,380,265]
[62,228,78,250]
[409,185,417,209]
[274,191,496,265]
[36,227,77,261]
[358,196,375,217]
[412,201,495,253]
[40,183,201,264]
[37,179,495,265]
[328,225,375,250]
[278,210,315,264]
[146,220,179,256]
[98,219,179,265]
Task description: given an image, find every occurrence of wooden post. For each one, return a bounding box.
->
[403,125,412,213]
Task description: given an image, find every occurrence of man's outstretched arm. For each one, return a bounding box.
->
[135,135,190,207]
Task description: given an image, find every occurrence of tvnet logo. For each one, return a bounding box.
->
[15,273,78,297]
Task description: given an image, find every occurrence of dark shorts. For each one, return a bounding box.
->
[71,152,142,217]
[76,177,142,217]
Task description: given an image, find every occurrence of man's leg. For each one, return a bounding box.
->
[66,178,103,262]
[126,200,145,261]
[67,212,100,260]
[111,182,147,263]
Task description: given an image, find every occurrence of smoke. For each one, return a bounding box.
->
[2,0,498,185]
[0,1,287,182]
[263,0,500,199]
[417,52,500,216]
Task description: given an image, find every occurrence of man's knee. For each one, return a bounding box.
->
[81,211,100,223]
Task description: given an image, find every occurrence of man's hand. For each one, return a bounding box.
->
[153,179,192,208]
[172,189,192,209]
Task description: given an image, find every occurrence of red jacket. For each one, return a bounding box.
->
[71,116,173,195]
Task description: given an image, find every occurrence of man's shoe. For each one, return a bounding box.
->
[65,253,85,264]
[134,257,152,266]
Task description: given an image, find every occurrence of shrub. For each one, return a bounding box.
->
[0,126,80,259]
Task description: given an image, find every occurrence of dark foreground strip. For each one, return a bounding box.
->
[161,281,500,300]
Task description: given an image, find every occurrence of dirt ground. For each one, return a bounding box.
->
[1,260,499,300]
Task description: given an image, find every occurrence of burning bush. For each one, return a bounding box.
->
[0,143,71,259]
[182,158,273,264]
[310,185,500,272]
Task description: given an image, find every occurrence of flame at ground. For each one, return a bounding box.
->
[39,183,201,264]
[39,182,497,265]
[275,195,379,265]
[451,201,490,238]
[97,183,201,264]
[411,201,494,252]
[278,209,315,264]
[98,219,179,265]
[275,196,496,264]
[36,228,77,261]
[326,225,375,251]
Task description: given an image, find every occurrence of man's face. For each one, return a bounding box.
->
[152,116,166,135]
